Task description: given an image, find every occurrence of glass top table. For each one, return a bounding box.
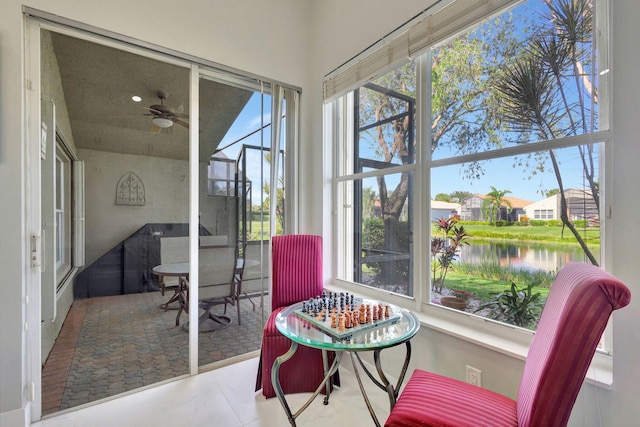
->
[272,298,420,427]
[274,299,419,350]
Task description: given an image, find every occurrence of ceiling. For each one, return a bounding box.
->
[49,31,253,161]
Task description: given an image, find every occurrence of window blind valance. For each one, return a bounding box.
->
[323,0,520,102]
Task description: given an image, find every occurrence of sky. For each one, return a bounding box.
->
[216,92,277,207]
[217,93,598,207]
[215,0,600,206]
[430,146,598,203]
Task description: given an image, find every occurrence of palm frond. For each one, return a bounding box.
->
[545,0,592,45]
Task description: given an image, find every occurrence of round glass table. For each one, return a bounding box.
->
[272,298,420,427]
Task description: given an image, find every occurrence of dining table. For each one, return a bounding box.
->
[151,262,189,326]
[152,258,261,329]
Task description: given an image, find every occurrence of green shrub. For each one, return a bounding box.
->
[362,217,410,282]
[458,220,490,226]
[475,282,545,329]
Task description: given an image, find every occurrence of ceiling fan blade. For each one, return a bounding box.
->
[143,107,163,115]
[174,119,189,129]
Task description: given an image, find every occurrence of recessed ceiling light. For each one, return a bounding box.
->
[131,95,142,102]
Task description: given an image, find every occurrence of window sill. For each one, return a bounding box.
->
[327,280,614,389]
[413,307,614,389]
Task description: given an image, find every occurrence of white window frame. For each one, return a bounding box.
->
[326,0,614,388]
[55,143,71,277]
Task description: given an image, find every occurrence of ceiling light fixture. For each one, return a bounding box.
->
[152,117,174,128]
[131,95,142,102]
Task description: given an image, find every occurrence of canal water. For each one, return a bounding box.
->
[459,240,598,273]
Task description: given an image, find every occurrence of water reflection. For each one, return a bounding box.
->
[459,240,598,272]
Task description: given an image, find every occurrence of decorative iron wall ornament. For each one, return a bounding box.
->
[116,172,146,206]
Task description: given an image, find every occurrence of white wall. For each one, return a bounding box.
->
[0,0,312,424]
[79,149,235,266]
[78,149,189,265]
[311,1,640,427]
[523,194,558,219]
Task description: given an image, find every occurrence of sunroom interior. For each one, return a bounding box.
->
[2,0,640,426]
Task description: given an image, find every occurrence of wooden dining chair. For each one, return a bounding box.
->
[385,262,631,427]
[255,234,340,398]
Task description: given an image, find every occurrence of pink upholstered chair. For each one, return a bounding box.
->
[255,234,339,398]
[385,262,631,427]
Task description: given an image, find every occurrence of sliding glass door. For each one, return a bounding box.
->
[39,27,193,414]
[32,18,299,418]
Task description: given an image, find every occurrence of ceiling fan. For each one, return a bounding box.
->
[146,90,189,133]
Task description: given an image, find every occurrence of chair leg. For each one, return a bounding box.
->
[255,351,263,392]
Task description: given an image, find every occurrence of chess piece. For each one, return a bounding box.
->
[338,313,346,331]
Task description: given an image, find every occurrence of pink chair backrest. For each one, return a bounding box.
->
[517,262,631,427]
[271,235,323,310]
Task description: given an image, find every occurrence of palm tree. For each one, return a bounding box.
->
[482,186,512,222]
[493,0,599,265]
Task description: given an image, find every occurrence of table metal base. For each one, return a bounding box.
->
[158,287,181,311]
[271,342,342,427]
[350,341,412,427]
[271,341,412,427]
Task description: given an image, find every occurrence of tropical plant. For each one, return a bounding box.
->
[475,282,545,329]
[493,0,599,265]
[431,217,470,293]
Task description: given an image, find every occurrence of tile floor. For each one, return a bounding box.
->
[34,356,392,427]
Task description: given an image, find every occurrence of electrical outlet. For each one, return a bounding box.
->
[466,365,482,387]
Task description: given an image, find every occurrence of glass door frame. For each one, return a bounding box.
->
[25,11,300,420]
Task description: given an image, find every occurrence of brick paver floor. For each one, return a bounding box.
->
[42,291,268,415]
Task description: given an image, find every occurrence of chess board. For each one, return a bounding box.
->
[293,298,401,340]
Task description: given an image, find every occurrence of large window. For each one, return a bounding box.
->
[331,0,608,337]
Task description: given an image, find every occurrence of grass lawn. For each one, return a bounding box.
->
[441,271,551,301]
[455,223,600,245]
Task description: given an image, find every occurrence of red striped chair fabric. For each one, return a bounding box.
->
[385,262,631,427]
[255,234,339,398]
